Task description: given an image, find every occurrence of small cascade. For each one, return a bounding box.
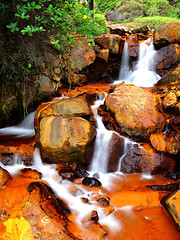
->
[0,111,35,138]
[117,138,138,172]
[119,41,130,80]
[89,94,114,173]
[114,37,161,87]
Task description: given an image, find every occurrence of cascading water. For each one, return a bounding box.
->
[114,37,161,87]
[0,111,35,138]
[89,94,113,174]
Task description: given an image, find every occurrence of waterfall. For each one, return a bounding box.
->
[89,94,113,173]
[114,37,161,87]
[0,111,35,138]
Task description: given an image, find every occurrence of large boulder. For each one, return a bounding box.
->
[94,34,122,54]
[150,133,180,155]
[105,83,165,139]
[70,37,96,72]
[156,64,180,85]
[35,95,95,163]
[154,43,180,77]
[38,116,94,163]
[154,22,180,49]
[120,143,175,174]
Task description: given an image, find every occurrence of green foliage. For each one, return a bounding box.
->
[4,0,108,51]
[133,16,180,29]
[95,0,180,20]
[141,0,180,18]
[95,0,120,13]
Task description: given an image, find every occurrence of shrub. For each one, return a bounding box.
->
[134,16,180,29]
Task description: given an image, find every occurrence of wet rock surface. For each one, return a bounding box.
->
[120,143,175,174]
[35,95,95,163]
[154,22,180,49]
[105,82,165,139]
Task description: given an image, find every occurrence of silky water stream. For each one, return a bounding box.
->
[0,37,179,239]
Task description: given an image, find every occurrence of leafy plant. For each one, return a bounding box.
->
[5,0,108,51]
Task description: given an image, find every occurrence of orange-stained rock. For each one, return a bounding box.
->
[127,35,139,59]
[18,144,34,166]
[19,168,42,179]
[163,92,177,109]
[38,116,95,163]
[105,83,165,139]
[150,133,180,154]
[154,43,180,76]
[120,143,175,174]
[35,95,95,163]
[157,64,180,85]
[69,71,87,86]
[161,189,180,232]
[71,37,96,72]
[0,167,12,190]
[111,190,160,208]
[94,34,122,54]
[35,95,92,123]
[97,49,109,62]
[154,22,180,49]
[22,182,78,240]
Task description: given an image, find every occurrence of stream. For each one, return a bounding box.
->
[0,37,179,239]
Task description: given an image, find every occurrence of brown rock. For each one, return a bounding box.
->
[35,95,92,122]
[105,83,165,139]
[0,167,12,190]
[127,35,139,59]
[71,37,96,72]
[161,189,180,231]
[94,34,122,54]
[18,144,34,166]
[155,44,180,76]
[154,22,180,49]
[20,168,42,179]
[157,64,180,85]
[106,133,124,172]
[120,143,175,174]
[23,182,78,239]
[150,133,180,155]
[69,71,87,86]
[38,116,95,163]
[97,49,109,62]
[163,92,177,109]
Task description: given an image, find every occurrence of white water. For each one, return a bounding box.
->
[89,94,114,174]
[0,111,35,138]
[114,38,161,87]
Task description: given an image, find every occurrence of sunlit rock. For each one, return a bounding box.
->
[150,133,180,155]
[161,189,180,231]
[94,34,122,54]
[38,116,94,163]
[19,144,34,166]
[120,143,175,174]
[163,92,177,109]
[97,49,109,62]
[157,64,180,85]
[0,167,12,190]
[22,182,78,239]
[105,83,165,139]
[154,44,180,76]
[154,22,180,49]
[127,35,139,59]
[35,95,95,163]
[19,168,42,179]
[71,37,96,72]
